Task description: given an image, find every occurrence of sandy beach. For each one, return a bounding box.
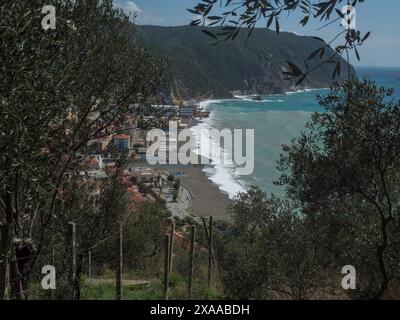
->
[126,115,234,221]
[128,161,232,221]
[178,164,232,221]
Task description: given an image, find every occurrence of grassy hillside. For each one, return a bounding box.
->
[136,26,356,99]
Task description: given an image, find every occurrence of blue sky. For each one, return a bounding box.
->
[114,0,400,67]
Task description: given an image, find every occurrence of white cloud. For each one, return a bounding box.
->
[116,1,165,25]
[122,1,142,16]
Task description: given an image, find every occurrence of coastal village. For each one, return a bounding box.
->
[79,98,210,219]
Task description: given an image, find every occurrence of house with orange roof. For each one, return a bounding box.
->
[112,134,130,151]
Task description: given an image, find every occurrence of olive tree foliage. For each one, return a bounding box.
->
[0,0,165,295]
[276,79,400,299]
[190,0,370,84]
[218,187,325,299]
[219,81,400,300]
[122,199,171,271]
[33,168,129,299]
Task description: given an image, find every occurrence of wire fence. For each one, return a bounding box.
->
[1,216,219,300]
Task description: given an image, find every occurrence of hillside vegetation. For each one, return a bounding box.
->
[136,26,356,99]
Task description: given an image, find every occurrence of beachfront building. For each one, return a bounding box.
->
[113,134,130,151]
[159,105,179,118]
[178,106,194,118]
[127,167,156,184]
[133,104,179,118]
[127,186,148,203]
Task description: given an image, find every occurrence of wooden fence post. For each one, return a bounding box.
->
[163,234,170,300]
[202,218,219,277]
[68,222,76,300]
[116,222,123,300]
[88,250,92,278]
[0,224,11,300]
[168,219,175,277]
[188,225,195,299]
[207,216,213,288]
[73,254,84,300]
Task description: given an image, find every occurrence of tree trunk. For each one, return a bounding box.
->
[0,224,12,300]
[373,216,393,300]
[10,252,25,300]
[73,254,84,300]
[3,192,25,300]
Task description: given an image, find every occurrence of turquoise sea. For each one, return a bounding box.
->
[194,67,400,198]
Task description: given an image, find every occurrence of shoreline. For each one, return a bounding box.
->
[192,88,331,198]
[193,100,247,198]
[195,86,330,104]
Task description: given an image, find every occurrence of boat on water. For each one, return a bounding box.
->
[252,95,263,101]
[193,110,210,118]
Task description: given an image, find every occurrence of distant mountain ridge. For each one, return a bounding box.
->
[136,25,356,99]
